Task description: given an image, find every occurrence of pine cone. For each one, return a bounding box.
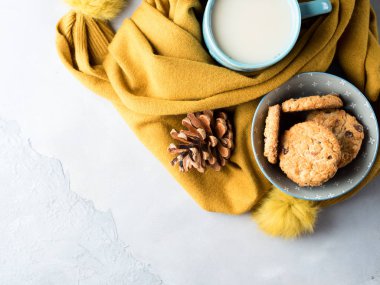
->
[168,110,234,173]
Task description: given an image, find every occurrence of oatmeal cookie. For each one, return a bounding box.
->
[264,104,281,164]
[282,94,343,112]
[306,109,364,168]
[279,121,341,187]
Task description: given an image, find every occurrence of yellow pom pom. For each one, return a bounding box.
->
[65,0,127,20]
[252,187,319,239]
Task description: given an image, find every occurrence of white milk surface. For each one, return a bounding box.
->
[212,0,297,64]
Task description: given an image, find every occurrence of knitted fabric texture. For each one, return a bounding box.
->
[56,0,380,237]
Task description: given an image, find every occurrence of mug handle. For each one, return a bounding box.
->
[299,0,332,20]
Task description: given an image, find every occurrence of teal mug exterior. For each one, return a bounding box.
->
[202,0,332,72]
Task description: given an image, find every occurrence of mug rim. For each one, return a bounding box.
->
[203,0,302,72]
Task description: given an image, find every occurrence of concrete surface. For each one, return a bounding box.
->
[0,1,379,284]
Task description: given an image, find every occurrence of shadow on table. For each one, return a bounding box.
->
[314,175,380,236]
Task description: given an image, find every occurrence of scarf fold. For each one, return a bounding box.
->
[56,0,380,232]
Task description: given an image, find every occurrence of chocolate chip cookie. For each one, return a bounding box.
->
[306,109,364,168]
[279,121,341,187]
[282,94,343,112]
[264,104,281,164]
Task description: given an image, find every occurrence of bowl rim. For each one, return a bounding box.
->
[251,72,380,201]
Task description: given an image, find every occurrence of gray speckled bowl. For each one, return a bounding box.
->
[251,72,379,201]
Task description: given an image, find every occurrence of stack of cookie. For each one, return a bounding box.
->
[264,94,365,187]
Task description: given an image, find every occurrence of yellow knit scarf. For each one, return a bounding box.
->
[56,0,380,238]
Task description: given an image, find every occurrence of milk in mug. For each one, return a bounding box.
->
[211,0,298,65]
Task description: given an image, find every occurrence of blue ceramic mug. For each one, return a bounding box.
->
[203,0,332,72]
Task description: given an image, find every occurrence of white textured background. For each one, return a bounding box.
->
[0,1,379,284]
